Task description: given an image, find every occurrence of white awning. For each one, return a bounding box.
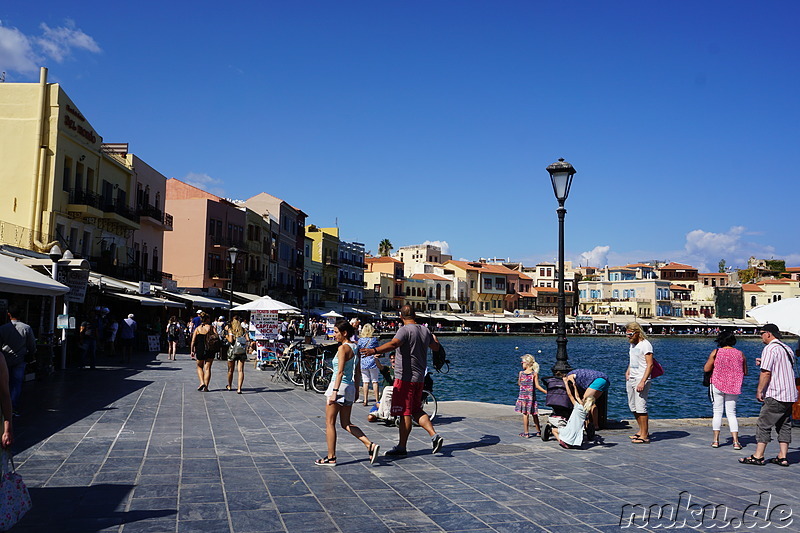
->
[107,292,186,308]
[448,302,462,311]
[0,254,70,296]
[232,291,262,302]
[160,291,231,309]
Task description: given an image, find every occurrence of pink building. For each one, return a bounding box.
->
[163,179,246,291]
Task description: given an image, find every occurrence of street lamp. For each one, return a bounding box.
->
[306,276,313,339]
[546,157,576,374]
[49,245,62,371]
[228,247,239,321]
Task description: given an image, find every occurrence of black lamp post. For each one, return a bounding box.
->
[546,157,576,374]
[306,276,313,338]
[228,247,239,321]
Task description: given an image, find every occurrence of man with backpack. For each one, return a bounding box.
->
[360,305,444,456]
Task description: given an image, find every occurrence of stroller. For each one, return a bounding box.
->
[540,377,595,444]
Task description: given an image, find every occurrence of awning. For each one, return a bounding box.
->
[448,302,462,311]
[107,292,186,308]
[160,291,231,309]
[232,291,262,302]
[0,254,70,296]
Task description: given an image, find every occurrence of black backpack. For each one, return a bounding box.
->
[432,343,449,373]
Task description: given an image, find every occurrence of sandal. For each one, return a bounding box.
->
[519,433,529,438]
[739,455,765,466]
[369,443,380,464]
[631,437,650,444]
[769,457,790,467]
[711,442,719,448]
[314,456,336,466]
[628,434,641,440]
[733,443,742,450]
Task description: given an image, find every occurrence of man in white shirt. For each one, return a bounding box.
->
[740,323,797,467]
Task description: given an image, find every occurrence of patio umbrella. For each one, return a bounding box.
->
[321,310,344,318]
[746,297,800,336]
[231,295,300,313]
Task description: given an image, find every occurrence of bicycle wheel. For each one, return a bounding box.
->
[421,390,437,422]
[286,354,304,386]
[311,367,333,394]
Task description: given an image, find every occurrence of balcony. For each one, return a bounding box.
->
[69,189,102,209]
[101,199,140,226]
[92,260,172,283]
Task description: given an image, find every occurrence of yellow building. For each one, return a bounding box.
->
[305,225,341,306]
[0,67,138,265]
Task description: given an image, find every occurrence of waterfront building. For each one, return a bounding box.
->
[338,240,365,310]
[444,260,522,314]
[743,279,800,311]
[657,262,699,289]
[365,256,405,313]
[409,273,453,313]
[244,193,306,306]
[303,236,323,312]
[305,225,346,310]
[394,243,452,277]
[784,267,800,281]
[163,178,246,292]
[578,278,673,318]
[0,68,141,276]
[242,208,271,296]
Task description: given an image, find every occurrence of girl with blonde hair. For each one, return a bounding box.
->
[357,323,382,406]
[225,315,247,394]
[515,354,547,438]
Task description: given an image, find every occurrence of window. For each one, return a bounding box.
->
[495,278,505,290]
[62,157,72,191]
[484,278,492,290]
[209,219,216,235]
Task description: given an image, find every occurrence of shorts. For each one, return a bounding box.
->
[626,378,651,414]
[588,377,610,393]
[167,335,177,343]
[227,348,247,362]
[390,379,425,417]
[756,397,793,444]
[325,382,356,406]
[361,366,380,384]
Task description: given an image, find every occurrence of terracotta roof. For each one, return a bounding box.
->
[518,272,532,281]
[625,263,654,269]
[659,262,697,270]
[742,284,764,292]
[366,256,401,264]
[756,280,790,285]
[445,260,519,276]
[670,285,691,291]
[786,267,800,272]
[518,291,537,297]
[532,287,572,293]
[698,273,728,277]
[410,273,449,281]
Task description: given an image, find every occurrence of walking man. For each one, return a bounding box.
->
[360,305,444,456]
[739,323,797,466]
[119,314,137,363]
[0,305,36,414]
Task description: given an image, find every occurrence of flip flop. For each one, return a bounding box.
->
[628,434,641,440]
[631,437,650,444]
[369,443,380,465]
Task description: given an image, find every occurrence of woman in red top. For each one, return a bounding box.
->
[704,330,747,449]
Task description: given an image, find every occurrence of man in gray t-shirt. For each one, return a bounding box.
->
[361,305,444,456]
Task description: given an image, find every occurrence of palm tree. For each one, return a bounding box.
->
[378,239,393,257]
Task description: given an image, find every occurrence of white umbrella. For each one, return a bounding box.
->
[321,310,344,318]
[746,297,800,336]
[231,295,300,313]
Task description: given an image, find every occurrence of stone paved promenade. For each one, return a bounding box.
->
[10,352,798,532]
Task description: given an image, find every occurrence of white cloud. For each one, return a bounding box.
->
[183,172,226,196]
[423,240,450,255]
[577,245,610,268]
[679,226,775,271]
[0,20,100,77]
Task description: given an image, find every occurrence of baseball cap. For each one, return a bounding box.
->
[758,323,782,339]
[196,310,202,314]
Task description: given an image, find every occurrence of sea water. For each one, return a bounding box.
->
[430,335,777,420]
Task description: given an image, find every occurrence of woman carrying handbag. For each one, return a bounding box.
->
[0,346,30,531]
[704,330,747,449]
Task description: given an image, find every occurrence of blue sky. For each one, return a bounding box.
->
[2,2,799,272]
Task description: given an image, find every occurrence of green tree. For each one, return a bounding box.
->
[378,239,393,257]
[737,267,756,284]
[718,259,726,273]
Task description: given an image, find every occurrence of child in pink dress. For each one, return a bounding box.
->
[515,354,547,438]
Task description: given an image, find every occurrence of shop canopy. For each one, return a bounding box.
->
[107,292,186,308]
[160,291,231,309]
[0,254,69,296]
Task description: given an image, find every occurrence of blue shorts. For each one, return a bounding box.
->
[588,377,609,393]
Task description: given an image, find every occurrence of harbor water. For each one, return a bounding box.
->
[429,335,781,420]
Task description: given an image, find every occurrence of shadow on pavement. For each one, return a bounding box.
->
[18,484,175,532]
[15,361,153,454]
[430,415,465,426]
[649,430,690,441]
